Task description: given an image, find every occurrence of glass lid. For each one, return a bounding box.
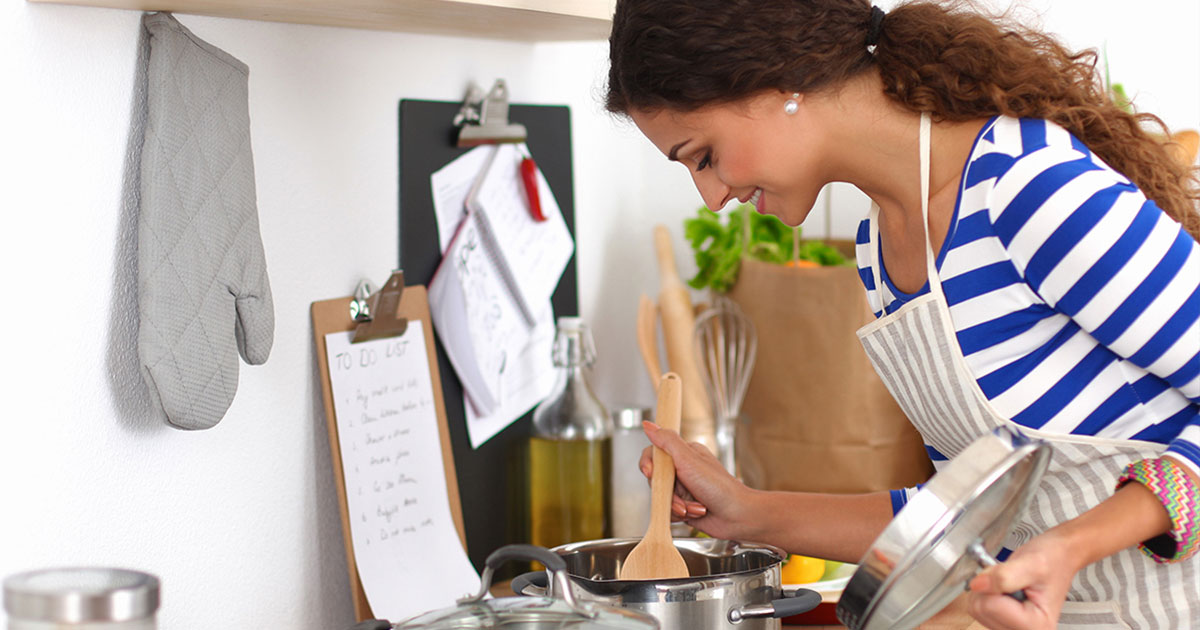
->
[837,426,1052,630]
[393,545,658,630]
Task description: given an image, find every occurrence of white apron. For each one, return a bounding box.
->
[855,113,1199,628]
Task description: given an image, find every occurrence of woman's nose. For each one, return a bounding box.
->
[690,168,731,212]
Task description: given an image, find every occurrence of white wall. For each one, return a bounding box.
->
[1,1,1195,629]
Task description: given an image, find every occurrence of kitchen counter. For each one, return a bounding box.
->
[784,593,983,628]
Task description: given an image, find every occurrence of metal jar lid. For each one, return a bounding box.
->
[4,568,160,623]
[612,406,651,431]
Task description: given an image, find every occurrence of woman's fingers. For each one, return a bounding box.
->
[643,420,687,454]
[669,495,707,520]
[966,547,1062,630]
[966,569,1031,629]
[638,421,702,478]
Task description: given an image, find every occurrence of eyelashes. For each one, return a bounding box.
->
[695,150,712,171]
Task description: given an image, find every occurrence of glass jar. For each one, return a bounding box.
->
[608,406,652,539]
[4,568,159,630]
[528,317,612,549]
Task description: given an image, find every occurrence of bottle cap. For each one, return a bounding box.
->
[4,567,160,623]
[555,316,584,329]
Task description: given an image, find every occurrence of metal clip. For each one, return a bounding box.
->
[349,280,374,322]
[350,270,409,343]
[455,79,528,147]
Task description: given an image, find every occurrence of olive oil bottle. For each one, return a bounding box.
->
[528,317,612,549]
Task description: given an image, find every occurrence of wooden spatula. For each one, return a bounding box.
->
[619,372,690,580]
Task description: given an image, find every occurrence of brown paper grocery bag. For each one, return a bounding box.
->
[728,256,933,494]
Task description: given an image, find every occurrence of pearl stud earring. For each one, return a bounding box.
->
[784,93,800,115]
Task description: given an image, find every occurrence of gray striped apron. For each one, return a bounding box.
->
[855,113,1199,628]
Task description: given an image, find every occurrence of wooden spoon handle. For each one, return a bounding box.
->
[636,295,663,390]
[653,225,684,291]
[649,373,682,534]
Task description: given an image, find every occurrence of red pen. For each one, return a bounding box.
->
[519,149,546,222]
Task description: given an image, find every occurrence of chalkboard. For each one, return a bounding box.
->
[398,99,578,572]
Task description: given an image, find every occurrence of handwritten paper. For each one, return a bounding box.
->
[464,300,559,449]
[428,212,528,416]
[430,145,490,253]
[429,143,572,433]
[431,143,574,312]
[467,143,574,312]
[324,321,480,622]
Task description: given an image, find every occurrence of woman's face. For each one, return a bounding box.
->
[630,92,829,226]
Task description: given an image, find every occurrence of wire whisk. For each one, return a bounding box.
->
[693,295,757,477]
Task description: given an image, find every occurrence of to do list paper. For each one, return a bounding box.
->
[325,320,480,622]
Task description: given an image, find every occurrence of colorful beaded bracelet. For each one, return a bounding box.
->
[1116,457,1200,564]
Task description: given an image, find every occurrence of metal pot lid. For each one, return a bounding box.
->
[393,545,658,630]
[836,426,1052,630]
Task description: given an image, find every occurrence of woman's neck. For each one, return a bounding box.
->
[813,72,987,290]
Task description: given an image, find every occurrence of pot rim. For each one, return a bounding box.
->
[550,537,789,584]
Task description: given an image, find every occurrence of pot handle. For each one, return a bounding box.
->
[728,588,822,623]
[458,544,595,618]
[511,570,549,597]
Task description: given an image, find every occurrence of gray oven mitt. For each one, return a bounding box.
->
[137,12,274,430]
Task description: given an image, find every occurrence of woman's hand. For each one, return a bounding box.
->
[637,421,761,541]
[965,476,1175,629]
[965,530,1080,629]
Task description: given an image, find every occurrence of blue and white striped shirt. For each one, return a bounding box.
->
[855,116,1200,512]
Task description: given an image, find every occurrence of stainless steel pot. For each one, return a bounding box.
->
[513,538,820,629]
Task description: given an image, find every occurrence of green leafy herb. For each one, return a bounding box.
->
[1103,45,1134,114]
[683,204,850,292]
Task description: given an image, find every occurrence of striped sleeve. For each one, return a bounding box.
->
[856,217,884,317]
[988,140,1200,469]
[890,488,914,515]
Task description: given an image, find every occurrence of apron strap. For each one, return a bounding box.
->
[918,113,944,298]
[868,112,940,300]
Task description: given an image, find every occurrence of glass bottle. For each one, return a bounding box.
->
[528,317,612,549]
[609,406,652,538]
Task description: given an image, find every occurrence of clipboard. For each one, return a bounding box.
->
[399,98,578,573]
[311,275,467,622]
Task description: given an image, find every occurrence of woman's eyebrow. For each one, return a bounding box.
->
[668,140,691,161]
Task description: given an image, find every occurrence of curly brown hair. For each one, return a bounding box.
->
[606,0,1200,240]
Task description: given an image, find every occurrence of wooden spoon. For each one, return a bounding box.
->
[636,294,663,390]
[619,372,690,580]
[652,225,716,454]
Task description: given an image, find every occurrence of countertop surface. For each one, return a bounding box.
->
[783,593,984,629]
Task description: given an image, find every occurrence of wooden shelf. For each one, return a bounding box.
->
[27,0,616,41]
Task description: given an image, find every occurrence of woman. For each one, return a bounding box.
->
[608,0,1200,628]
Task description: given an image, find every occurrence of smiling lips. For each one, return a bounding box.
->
[746,188,763,210]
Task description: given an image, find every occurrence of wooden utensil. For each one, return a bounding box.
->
[619,372,690,581]
[1167,129,1198,167]
[653,225,717,453]
[636,294,663,390]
